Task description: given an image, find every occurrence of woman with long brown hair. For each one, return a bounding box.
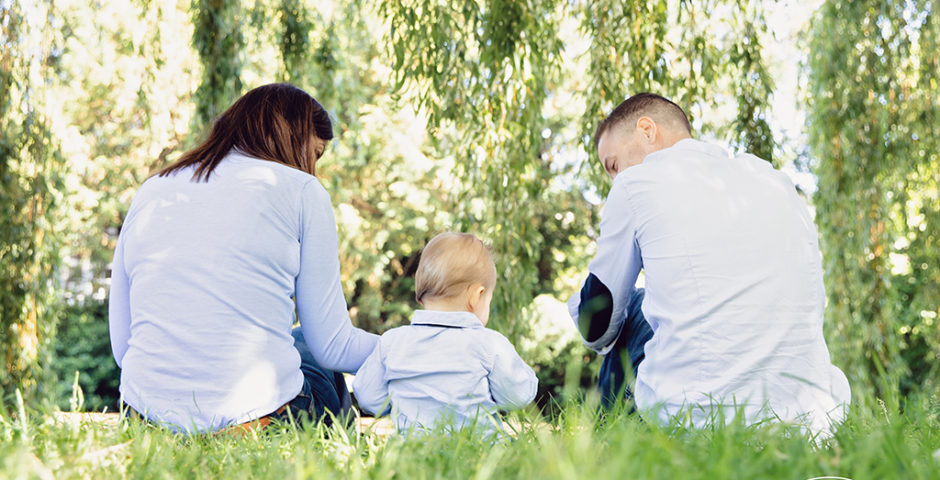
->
[108,84,377,432]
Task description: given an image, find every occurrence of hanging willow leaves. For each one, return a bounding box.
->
[191,0,244,130]
[580,0,775,193]
[278,0,312,83]
[806,0,940,398]
[0,0,65,400]
[3,0,934,408]
[379,0,565,339]
[579,0,671,193]
[380,0,778,340]
[724,2,776,164]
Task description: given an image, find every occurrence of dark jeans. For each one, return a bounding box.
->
[598,288,653,409]
[273,327,352,427]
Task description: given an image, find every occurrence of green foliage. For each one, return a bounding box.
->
[0,0,65,402]
[48,302,119,412]
[381,0,569,340]
[276,0,312,83]
[5,0,936,413]
[191,0,245,130]
[380,0,782,343]
[1,392,939,478]
[806,0,940,399]
[580,0,671,194]
[723,3,776,165]
[515,296,601,414]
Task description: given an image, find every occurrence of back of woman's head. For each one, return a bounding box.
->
[158,83,333,181]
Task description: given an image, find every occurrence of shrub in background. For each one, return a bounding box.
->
[49,301,119,411]
[516,295,600,415]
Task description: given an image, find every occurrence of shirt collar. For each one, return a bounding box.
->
[411,310,485,329]
[641,138,730,166]
[667,138,729,159]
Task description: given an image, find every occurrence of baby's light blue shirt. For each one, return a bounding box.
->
[353,310,537,435]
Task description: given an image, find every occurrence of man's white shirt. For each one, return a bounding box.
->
[569,138,850,435]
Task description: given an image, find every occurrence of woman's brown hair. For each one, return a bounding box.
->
[157,83,333,181]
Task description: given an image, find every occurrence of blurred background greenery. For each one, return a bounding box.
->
[1,0,937,413]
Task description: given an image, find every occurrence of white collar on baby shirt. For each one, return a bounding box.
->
[410,310,485,329]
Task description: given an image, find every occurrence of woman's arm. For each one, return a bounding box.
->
[108,235,131,368]
[296,179,378,373]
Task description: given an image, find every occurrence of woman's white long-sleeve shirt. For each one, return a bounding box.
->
[108,151,377,432]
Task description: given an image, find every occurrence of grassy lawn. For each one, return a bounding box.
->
[2,394,938,479]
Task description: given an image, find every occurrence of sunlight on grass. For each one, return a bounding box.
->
[2,393,938,479]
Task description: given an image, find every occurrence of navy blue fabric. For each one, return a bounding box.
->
[578,273,615,343]
[275,327,352,426]
[598,288,652,409]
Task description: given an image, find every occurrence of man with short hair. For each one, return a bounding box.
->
[570,93,850,435]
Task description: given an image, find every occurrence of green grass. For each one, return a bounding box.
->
[2,393,939,479]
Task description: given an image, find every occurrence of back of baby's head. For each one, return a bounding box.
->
[415,232,496,304]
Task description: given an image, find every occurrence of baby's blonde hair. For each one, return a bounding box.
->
[415,232,496,304]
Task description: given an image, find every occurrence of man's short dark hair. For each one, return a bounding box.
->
[594,93,692,149]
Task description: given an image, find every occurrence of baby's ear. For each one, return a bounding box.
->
[466,284,486,309]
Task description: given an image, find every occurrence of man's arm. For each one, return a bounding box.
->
[568,178,643,354]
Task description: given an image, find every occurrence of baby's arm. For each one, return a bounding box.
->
[486,333,538,410]
[351,342,391,416]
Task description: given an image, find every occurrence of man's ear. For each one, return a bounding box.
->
[635,116,658,143]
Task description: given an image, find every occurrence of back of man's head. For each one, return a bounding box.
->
[594,93,692,149]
